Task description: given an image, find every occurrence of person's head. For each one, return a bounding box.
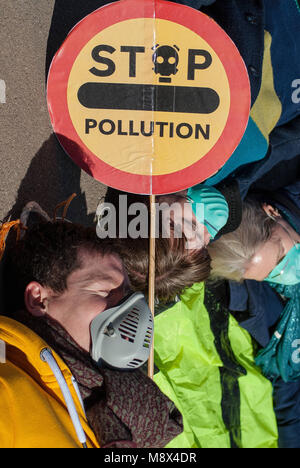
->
[4,221,129,351]
[99,189,212,301]
[102,189,211,250]
[208,198,300,282]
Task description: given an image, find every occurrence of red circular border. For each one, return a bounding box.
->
[47,0,250,195]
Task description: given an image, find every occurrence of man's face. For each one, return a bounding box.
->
[44,249,129,352]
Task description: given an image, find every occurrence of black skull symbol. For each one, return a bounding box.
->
[152,45,179,79]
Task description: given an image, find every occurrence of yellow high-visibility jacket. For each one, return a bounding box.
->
[0,316,100,448]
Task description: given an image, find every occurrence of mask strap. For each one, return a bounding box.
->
[276,220,299,249]
[267,212,299,249]
[53,193,77,222]
[0,220,27,261]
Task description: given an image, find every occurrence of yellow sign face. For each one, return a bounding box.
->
[67,18,230,176]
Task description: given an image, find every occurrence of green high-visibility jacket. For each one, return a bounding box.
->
[154,283,278,448]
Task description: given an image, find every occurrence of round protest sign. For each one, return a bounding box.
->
[47,0,250,195]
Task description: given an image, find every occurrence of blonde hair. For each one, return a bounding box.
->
[207,198,277,282]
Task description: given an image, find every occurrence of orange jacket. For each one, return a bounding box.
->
[0,316,100,448]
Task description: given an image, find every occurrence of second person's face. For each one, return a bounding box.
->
[244,220,300,281]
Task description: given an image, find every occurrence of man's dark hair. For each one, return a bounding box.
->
[3,221,116,313]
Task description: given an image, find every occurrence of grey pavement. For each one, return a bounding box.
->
[0,0,108,226]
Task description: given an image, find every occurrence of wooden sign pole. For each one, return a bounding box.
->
[148,194,156,380]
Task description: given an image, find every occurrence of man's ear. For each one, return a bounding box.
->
[24,282,49,317]
[262,203,281,220]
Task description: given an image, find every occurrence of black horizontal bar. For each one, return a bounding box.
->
[77,82,220,114]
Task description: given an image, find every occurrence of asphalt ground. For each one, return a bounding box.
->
[0,0,112,226]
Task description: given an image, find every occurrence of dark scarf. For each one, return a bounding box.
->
[14,309,183,448]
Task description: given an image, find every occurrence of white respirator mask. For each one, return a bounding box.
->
[90,292,154,370]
